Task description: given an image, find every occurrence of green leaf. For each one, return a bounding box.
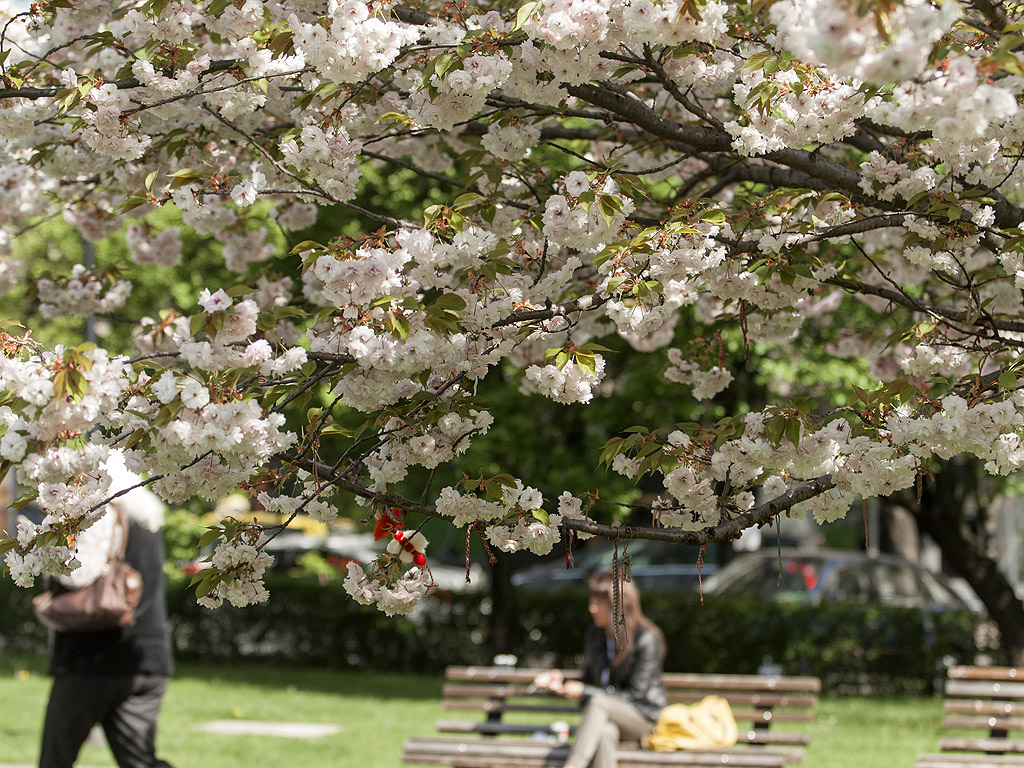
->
[320,423,352,437]
[999,371,1017,390]
[387,313,410,340]
[194,574,222,598]
[532,509,549,525]
[433,293,467,311]
[597,194,624,225]
[490,474,517,488]
[785,418,802,448]
[575,351,596,376]
[289,240,322,256]
[898,384,918,404]
[197,527,222,550]
[514,0,541,31]
[598,437,624,467]
[453,192,485,208]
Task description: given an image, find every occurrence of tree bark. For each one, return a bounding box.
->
[905,460,1024,665]
[883,506,920,563]
[487,552,519,657]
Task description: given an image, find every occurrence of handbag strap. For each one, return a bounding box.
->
[108,502,130,564]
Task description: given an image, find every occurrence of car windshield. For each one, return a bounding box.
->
[713,555,825,596]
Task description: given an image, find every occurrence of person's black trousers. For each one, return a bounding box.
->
[39,673,173,768]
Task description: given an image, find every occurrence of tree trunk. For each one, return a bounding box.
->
[906,461,1024,665]
[487,552,519,657]
[883,506,920,562]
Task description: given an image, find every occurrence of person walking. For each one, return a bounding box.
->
[533,570,668,768]
[39,457,175,768]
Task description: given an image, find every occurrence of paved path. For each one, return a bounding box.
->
[0,718,342,767]
[0,718,344,767]
[197,720,342,737]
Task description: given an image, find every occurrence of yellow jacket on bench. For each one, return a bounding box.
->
[644,696,739,751]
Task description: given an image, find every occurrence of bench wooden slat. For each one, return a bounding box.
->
[403,736,791,768]
[441,700,812,724]
[917,756,1024,768]
[946,701,1024,716]
[944,715,1024,732]
[661,673,821,694]
[442,701,581,715]
[667,693,818,709]
[442,683,816,711]
[946,680,1024,700]
[434,719,811,747]
[443,667,820,694]
[949,668,1024,682]
[938,738,1024,754]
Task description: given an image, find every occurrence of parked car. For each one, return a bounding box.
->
[702,548,977,612]
[511,538,720,592]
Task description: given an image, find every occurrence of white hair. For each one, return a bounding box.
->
[105,450,165,532]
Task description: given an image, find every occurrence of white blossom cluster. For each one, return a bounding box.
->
[542,176,634,252]
[664,350,734,401]
[770,0,958,84]
[364,410,494,489]
[198,539,275,609]
[1,348,129,442]
[35,265,131,320]
[413,53,514,131]
[727,69,863,156]
[343,561,431,616]
[280,121,363,202]
[523,357,606,404]
[289,0,418,85]
[3,445,122,586]
[0,255,20,296]
[435,479,567,556]
[125,224,183,267]
[313,247,407,307]
[80,83,151,161]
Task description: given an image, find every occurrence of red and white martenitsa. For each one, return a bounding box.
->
[373,507,427,568]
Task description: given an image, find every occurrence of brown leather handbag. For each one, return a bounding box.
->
[32,507,143,632]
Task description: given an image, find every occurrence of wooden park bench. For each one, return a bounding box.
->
[917,666,1024,768]
[402,665,821,768]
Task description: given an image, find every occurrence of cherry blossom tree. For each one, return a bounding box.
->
[2,0,1024,638]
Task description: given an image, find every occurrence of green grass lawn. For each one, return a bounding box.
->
[0,655,946,768]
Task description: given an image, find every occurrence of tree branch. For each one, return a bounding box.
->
[562,475,836,545]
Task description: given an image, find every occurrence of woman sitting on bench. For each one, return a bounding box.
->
[533,570,668,768]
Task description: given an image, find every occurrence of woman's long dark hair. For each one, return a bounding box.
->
[587,570,666,667]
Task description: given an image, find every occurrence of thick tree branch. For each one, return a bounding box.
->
[827,275,1024,334]
[562,475,836,546]
[492,294,609,328]
[969,0,1011,31]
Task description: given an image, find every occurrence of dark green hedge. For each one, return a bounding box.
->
[1,575,992,694]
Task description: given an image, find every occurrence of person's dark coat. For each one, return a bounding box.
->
[49,520,173,678]
[580,623,667,720]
